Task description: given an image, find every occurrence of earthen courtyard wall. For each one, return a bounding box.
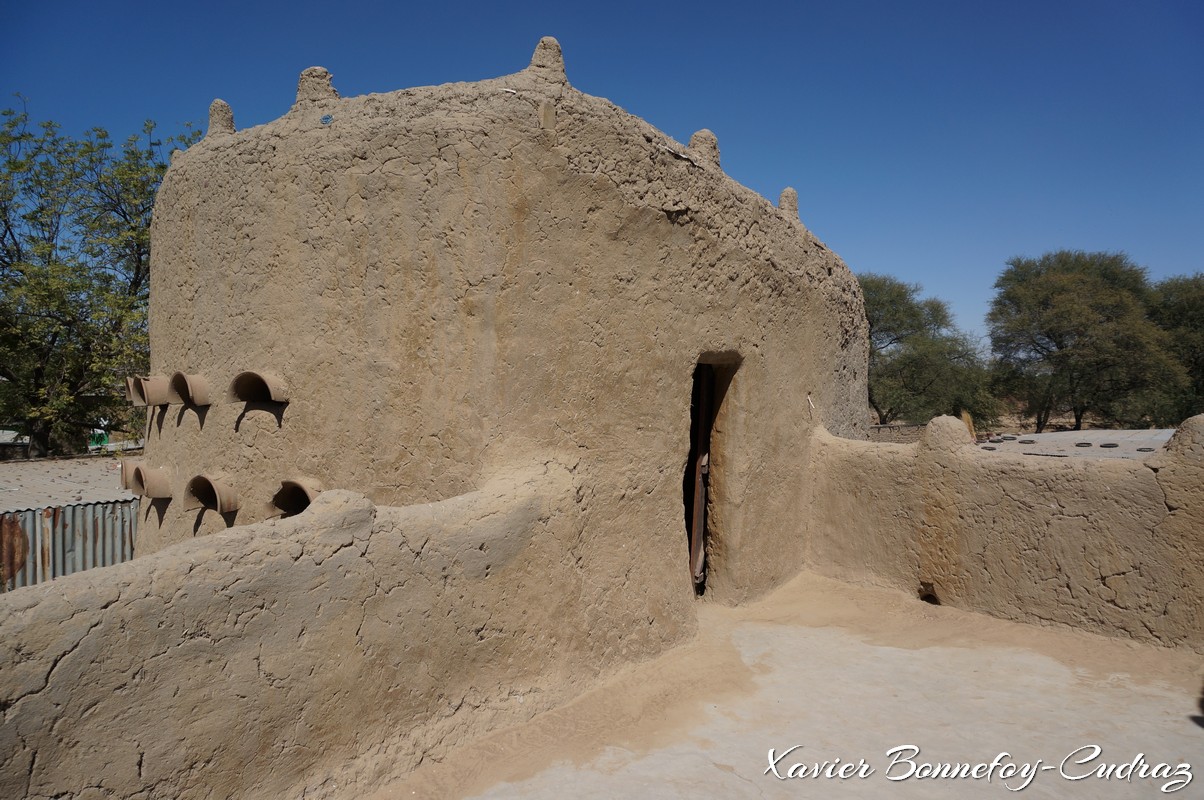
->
[1,467,631,797]
[806,415,1204,652]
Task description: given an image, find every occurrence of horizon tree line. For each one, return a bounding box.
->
[861,251,1203,432]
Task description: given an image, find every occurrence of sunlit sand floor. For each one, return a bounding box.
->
[380,572,1202,799]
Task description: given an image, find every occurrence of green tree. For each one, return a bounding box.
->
[0,106,198,455]
[987,250,1185,431]
[1146,273,1204,422]
[859,273,996,425]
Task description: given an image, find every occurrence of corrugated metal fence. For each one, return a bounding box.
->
[1,500,139,591]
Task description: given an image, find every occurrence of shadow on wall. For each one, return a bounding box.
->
[1192,681,1204,730]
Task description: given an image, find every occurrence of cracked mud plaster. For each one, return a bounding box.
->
[0,463,664,799]
[805,414,1204,653]
[0,36,871,797]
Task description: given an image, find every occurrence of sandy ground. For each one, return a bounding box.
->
[978,429,1176,460]
[0,456,131,512]
[375,572,1203,799]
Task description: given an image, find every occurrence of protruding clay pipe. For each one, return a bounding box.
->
[283,476,322,501]
[538,99,556,131]
[131,465,172,499]
[229,371,289,403]
[184,475,240,513]
[119,459,142,491]
[272,477,323,517]
[125,377,143,407]
[131,375,171,406]
[168,372,211,406]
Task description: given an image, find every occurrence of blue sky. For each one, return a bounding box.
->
[5,0,1201,340]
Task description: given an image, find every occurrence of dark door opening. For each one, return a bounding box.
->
[684,364,715,594]
[683,355,740,596]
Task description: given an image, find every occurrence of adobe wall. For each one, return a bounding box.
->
[805,414,1204,652]
[0,39,876,797]
[1,462,660,799]
[138,38,868,607]
[866,422,926,443]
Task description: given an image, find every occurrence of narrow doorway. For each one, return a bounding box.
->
[683,357,738,595]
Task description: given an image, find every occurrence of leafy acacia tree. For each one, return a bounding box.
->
[1146,273,1204,422]
[987,250,1185,431]
[0,107,198,455]
[859,273,995,425]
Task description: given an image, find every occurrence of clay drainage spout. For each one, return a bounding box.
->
[127,375,171,406]
[184,475,240,513]
[130,465,172,499]
[168,372,211,406]
[119,459,143,491]
[229,371,289,404]
[271,477,323,517]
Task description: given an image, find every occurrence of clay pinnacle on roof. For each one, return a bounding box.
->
[778,188,811,235]
[779,188,799,220]
[295,66,339,105]
[688,129,720,167]
[207,99,235,138]
[527,36,567,83]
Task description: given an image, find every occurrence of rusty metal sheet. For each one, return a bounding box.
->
[0,499,139,592]
[1,513,28,584]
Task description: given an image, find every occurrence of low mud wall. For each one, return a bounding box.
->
[806,415,1204,652]
[0,460,686,799]
[866,423,926,444]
